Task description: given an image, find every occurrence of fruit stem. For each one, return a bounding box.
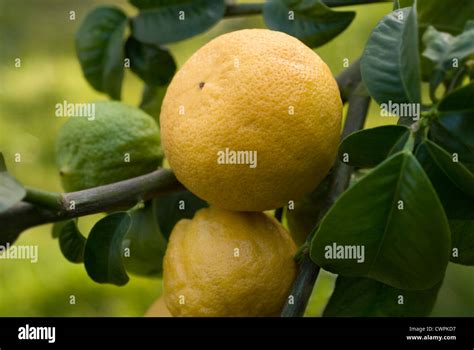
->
[24,187,62,210]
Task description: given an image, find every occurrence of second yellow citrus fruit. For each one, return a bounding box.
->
[163,207,297,317]
[160,29,342,211]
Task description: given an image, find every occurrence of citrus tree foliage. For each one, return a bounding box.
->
[1,0,473,318]
[309,1,474,316]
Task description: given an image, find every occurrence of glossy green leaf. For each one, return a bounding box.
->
[84,213,131,286]
[338,125,410,168]
[416,146,474,266]
[58,219,86,264]
[431,84,474,167]
[400,0,474,35]
[430,113,474,167]
[263,0,355,48]
[324,276,442,316]
[131,0,226,45]
[361,7,421,105]
[122,204,167,277]
[125,36,176,87]
[415,143,474,220]
[0,153,26,213]
[424,140,474,197]
[450,220,474,265]
[154,190,207,239]
[310,151,451,290]
[75,6,127,99]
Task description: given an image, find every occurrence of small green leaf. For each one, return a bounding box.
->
[58,220,86,264]
[0,153,26,213]
[125,36,176,87]
[338,125,410,168]
[450,220,474,265]
[84,213,131,286]
[131,0,226,45]
[361,6,421,105]
[154,190,207,239]
[263,0,355,48]
[122,203,167,277]
[424,140,474,197]
[324,276,442,316]
[75,6,128,99]
[310,151,451,290]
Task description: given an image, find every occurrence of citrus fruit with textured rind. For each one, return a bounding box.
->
[160,29,342,211]
[163,206,297,317]
[56,101,163,192]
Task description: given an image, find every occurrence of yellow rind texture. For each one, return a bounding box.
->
[163,207,297,317]
[160,29,342,211]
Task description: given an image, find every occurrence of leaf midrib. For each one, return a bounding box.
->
[366,152,408,278]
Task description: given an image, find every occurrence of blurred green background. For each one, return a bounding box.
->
[0,0,472,316]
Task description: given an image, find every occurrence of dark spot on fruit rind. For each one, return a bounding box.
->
[199,82,205,89]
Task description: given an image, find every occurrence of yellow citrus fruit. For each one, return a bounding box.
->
[163,207,297,317]
[160,29,342,211]
[56,101,163,192]
[145,297,172,317]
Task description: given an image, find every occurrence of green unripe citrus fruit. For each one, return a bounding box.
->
[56,101,163,191]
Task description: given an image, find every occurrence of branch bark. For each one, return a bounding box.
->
[0,169,183,245]
[281,86,370,317]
